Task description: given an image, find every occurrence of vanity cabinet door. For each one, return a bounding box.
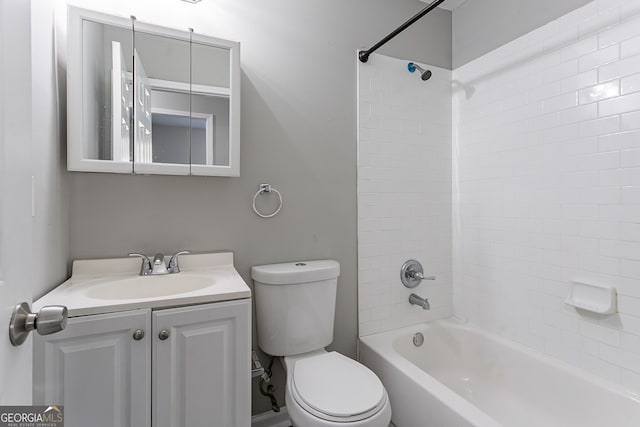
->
[152,299,250,427]
[33,310,151,427]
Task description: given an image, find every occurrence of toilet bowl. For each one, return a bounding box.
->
[283,350,391,427]
[251,261,392,427]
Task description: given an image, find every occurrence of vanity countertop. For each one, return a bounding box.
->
[34,252,251,317]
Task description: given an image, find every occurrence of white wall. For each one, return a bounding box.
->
[31,0,70,300]
[358,54,453,336]
[453,0,593,67]
[454,0,640,392]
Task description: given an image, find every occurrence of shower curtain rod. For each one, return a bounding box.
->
[358,0,446,63]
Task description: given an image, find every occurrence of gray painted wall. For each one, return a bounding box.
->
[453,0,593,67]
[65,0,451,415]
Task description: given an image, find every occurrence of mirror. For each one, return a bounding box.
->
[78,18,133,171]
[191,42,231,168]
[132,30,191,175]
[67,7,240,176]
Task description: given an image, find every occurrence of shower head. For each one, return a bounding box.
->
[407,62,432,81]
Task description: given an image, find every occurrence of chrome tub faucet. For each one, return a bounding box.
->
[409,293,430,310]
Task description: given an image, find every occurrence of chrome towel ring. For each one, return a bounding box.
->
[252,183,283,218]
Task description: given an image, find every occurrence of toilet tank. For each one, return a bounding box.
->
[252,260,340,356]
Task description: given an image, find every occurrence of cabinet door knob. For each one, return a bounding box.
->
[159,330,170,340]
[132,329,145,340]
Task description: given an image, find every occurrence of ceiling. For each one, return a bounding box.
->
[419,0,467,11]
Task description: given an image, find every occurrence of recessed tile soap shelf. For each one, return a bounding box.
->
[565,281,617,314]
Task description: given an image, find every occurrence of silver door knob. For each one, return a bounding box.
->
[133,329,145,340]
[9,302,68,346]
[158,330,170,340]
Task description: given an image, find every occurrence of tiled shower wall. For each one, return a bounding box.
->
[358,54,453,336]
[454,0,640,392]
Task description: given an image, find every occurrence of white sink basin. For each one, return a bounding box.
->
[33,252,252,317]
[84,274,214,300]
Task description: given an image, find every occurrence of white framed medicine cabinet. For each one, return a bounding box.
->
[67,6,241,176]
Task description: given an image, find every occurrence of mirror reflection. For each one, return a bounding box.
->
[82,20,133,162]
[191,42,231,166]
[80,19,232,170]
[133,32,231,168]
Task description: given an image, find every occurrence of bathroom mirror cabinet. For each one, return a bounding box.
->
[67,7,240,176]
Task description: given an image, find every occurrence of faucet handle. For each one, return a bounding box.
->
[412,271,436,281]
[129,253,152,276]
[168,250,190,273]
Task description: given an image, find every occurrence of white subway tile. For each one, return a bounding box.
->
[599,54,640,82]
[600,239,640,260]
[580,354,622,382]
[579,116,620,137]
[621,149,640,167]
[578,45,620,71]
[600,15,640,48]
[359,56,452,336]
[578,186,620,203]
[621,111,640,130]
[544,59,579,83]
[561,70,599,93]
[579,221,621,239]
[599,167,640,186]
[600,90,640,116]
[621,259,640,279]
[621,72,640,95]
[543,92,578,113]
[577,151,620,170]
[622,186,640,203]
[601,344,640,373]
[578,80,620,104]
[621,223,640,242]
[599,130,640,150]
[621,34,640,58]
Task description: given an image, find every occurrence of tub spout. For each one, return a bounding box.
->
[409,293,430,310]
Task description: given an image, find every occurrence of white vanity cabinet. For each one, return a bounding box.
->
[33,299,250,427]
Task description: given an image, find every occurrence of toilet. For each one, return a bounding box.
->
[252,260,392,427]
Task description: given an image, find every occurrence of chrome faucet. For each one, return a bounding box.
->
[129,251,190,276]
[409,293,430,310]
[167,250,190,273]
[152,253,168,275]
[401,260,436,288]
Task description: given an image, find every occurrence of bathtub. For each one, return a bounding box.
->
[359,320,640,427]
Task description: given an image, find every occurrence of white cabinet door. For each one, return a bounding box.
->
[33,310,151,427]
[152,299,250,427]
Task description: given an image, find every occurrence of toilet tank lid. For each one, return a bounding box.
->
[251,260,340,285]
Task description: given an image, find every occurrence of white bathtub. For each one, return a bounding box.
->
[359,321,640,427]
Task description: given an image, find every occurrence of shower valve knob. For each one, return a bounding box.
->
[401,259,435,288]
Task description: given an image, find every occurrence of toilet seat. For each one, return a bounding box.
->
[290,352,388,423]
